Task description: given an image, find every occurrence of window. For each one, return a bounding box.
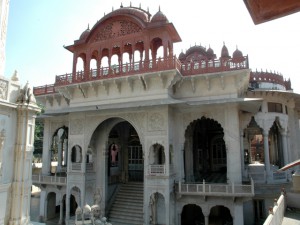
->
[268,102,282,113]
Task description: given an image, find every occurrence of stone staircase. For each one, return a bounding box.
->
[108,182,144,225]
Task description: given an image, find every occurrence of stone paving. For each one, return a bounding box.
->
[282,209,300,225]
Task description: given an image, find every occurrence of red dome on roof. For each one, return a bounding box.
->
[79,27,90,40]
[207,46,214,55]
[100,6,151,24]
[221,43,230,58]
[151,8,168,23]
[179,52,186,60]
[233,48,243,58]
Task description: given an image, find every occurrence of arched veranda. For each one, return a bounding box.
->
[184,117,227,183]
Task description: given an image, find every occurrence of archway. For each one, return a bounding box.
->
[89,118,144,184]
[46,192,56,220]
[50,126,68,175]
[209,206,232,225]
[149,192,166,224]
[184,117,226,183]
[181,204,204,225]
[269,119,284,168]
[107,121,143,182]
[244,116,264,164]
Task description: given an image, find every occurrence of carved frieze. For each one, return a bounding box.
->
[93,20,142,42]
[70,119,83,135]
[124,112,146,133]
[148,113,164,131]
[0,79,8,100]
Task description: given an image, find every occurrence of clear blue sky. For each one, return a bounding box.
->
[4,0,300,93]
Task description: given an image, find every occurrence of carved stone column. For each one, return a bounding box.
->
[263,130,271,181]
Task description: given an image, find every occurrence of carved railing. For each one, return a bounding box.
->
[181,56,249,76]
[177,179,254,197]
[33,84,55,95]
[71,163,81,171]
[148,164,166,175]
[54,56,181,86]
[32,174,67,185]
[86,163,94,172]
[33,55,249,96]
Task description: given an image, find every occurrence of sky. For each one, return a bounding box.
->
[4,0,300,93]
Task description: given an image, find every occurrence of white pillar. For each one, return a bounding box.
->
[42,120,51,175]
[65,190,70,224]
[165,192,170,225]
[205,215,209,225]
[39,190,46,222]
[57,139,62,172]
[281,130,289,166]
[181,144,185,181]
[64,139,68,167]
[58,199,63,224]
[233,204,244,225]
[240,130,245,177]
[263,130,271,181]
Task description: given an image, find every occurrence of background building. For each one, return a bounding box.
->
[32,4,300,225]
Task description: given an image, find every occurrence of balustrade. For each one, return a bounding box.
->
[32,174,67,185]
[148,164,166,175]
[177,179,254,197]
[33,55,248,96]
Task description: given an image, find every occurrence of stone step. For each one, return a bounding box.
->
[108,182,144,225]
[109,209,143,218]
[111,203,143,212]
[109,215,143,225]
[115,194,144,201]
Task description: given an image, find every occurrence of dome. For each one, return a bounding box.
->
[83,204,91,213]
[233,48,243,59]
[98,6,151,25]
[79,27,90,40]
[207,46,214,55]
[221,43,230,58]
[151,8,168,23]
[179,52,186,60]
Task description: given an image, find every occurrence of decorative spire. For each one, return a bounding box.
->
[87,24,90,30]
[130,2,132,7]
[159,5,161,12]
[112,6,114,11]
[139,3,141,8]
[11,70,19,81]
[120,2,123,8]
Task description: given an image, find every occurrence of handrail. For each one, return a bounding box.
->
[148,164,166,175]
[32,174,67,185]
[177,180,254,197]
[33,55,249,96]
[263,191,286,225]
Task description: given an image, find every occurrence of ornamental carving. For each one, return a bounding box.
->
[148,113,164,131]
[124,112,146,134]
[93,20,142,42]
[0,80,8,100]
[70,119,83,135]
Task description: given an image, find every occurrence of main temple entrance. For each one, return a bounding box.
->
[107,121,143,183]
[184,117,227,183]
